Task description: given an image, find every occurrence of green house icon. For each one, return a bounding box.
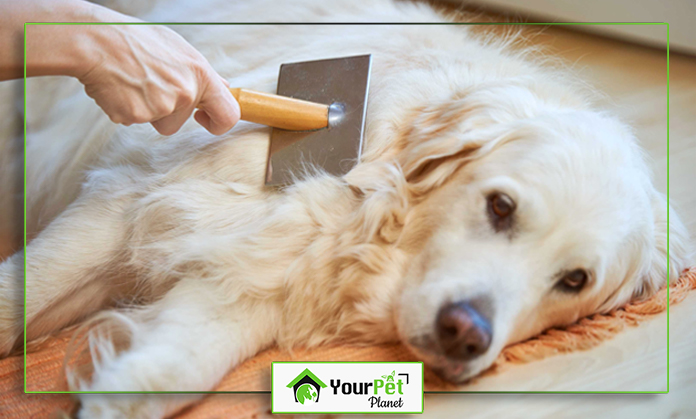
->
[286,368,328,404]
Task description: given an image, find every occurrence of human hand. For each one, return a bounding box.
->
[2,0,239,136]
[77,19,240,136]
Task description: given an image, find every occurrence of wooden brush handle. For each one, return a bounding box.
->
[229,88,329,131]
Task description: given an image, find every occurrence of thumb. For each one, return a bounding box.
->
[196,75,240,135]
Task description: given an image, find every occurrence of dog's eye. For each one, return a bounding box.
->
[487,192,515,231]
[557,269,589,293]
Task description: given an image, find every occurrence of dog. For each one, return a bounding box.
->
[0,0,690,417]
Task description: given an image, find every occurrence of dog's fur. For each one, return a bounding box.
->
[0,0,690,417]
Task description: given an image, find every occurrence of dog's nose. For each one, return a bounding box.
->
[436,301,492,360]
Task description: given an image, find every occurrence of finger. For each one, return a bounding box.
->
[151,107,195,136]
[193,109,212,132]
[196,76,240,136]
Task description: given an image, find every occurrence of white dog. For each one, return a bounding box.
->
[0,0,690,417]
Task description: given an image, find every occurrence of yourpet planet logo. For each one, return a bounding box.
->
[273,362,423,414]
[287,368,328,404]
[329,369,410,409]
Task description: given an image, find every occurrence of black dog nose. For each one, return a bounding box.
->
[436,301,492,360]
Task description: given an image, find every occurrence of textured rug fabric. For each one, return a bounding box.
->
[1,267,694,418]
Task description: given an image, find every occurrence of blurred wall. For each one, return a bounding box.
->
[442,0,695,54]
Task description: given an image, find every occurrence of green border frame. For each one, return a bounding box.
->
[271,361,424,414]
[22,21,671,395]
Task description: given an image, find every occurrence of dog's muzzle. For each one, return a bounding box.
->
[436,301,493,360]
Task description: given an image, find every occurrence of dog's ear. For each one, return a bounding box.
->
[600,190,691,312]
[632,191,691,301]
[345,90,526,243]
[394,91,524,196]
[344,97,493,243]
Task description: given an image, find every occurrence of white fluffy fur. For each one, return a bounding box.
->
[0,0,690,417]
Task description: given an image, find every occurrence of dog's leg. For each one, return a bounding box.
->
[77,278,278,419]
[0,194,130,356]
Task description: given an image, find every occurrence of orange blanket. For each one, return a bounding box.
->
[2,267,694,418]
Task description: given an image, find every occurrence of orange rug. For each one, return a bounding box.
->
[1,267,694,418]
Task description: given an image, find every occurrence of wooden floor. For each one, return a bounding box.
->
[419,18,696,419]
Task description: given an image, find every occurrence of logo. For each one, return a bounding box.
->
[286,368,328,404]
[272,362,423,414]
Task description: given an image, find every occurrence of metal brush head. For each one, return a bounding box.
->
[265,54,372,186]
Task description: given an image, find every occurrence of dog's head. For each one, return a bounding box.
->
[347,81,690,382]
